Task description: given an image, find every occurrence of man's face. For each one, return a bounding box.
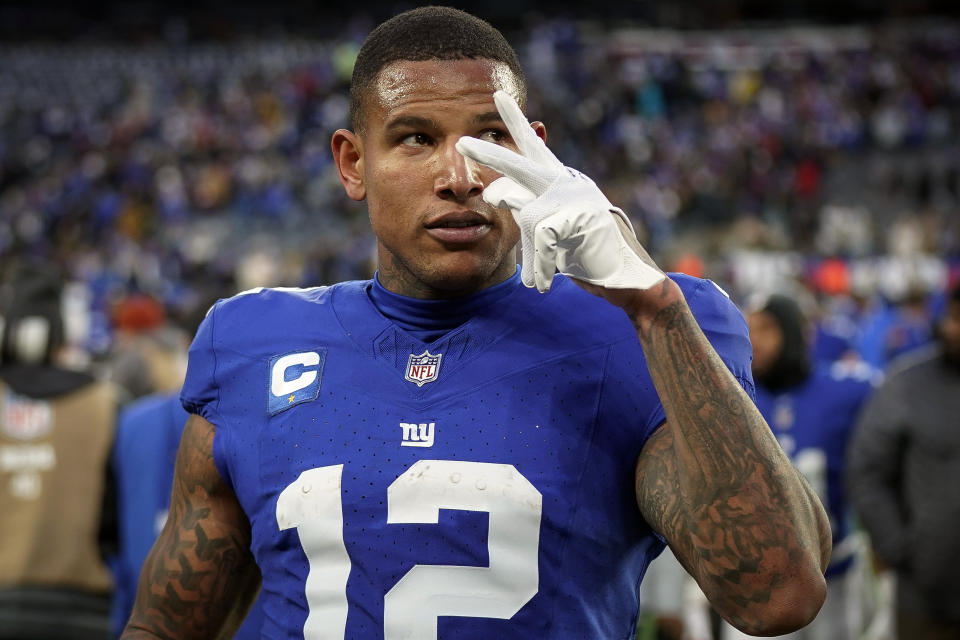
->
[940,300,960,364]
[335,58,536,298]
[747,309,784,378]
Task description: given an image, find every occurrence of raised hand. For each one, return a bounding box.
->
[456,91,665,293]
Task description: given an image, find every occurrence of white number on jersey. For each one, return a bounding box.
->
[277,460,543,639]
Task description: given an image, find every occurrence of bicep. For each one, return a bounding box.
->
[122,414,260,640]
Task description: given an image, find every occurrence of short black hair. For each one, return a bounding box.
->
[349,6,526,133]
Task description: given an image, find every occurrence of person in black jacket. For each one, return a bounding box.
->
[847,282,960,640]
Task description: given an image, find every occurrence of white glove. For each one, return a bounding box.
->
[455,91,664,293]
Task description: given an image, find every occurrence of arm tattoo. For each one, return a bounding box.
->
[634,290,829,629]
[121,415,260,639]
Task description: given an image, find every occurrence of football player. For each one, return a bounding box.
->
[121,8,830,639]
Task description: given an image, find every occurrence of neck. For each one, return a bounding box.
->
[368,269,521,342]
[376,253,517,299]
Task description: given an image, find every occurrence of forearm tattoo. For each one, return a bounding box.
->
[122,416,258,639]
[635,293,828,628]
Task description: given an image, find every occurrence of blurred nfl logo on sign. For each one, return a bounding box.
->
[2,391,53,441]
[405,350,442,387]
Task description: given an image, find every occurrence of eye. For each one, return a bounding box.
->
[401,133,432,147]
[478,129,510,144]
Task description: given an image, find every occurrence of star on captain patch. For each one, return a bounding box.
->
[404,350,442,387]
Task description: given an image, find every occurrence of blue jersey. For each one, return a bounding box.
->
[181,272,753,640]
[754,362,875,577]
[111,392,265,639]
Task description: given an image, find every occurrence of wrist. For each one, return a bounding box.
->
[624,277,685,334]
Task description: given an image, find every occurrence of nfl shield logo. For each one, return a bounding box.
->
[405,350,442,387]
[2,391,53,441]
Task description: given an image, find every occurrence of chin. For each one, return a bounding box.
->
[426,270,491,295]
[423,256,505,294]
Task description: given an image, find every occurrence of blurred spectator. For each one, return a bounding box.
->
[105,294,188,401]
[110,392,264,639]
[109,295,265,638]
[855,287,937,369]
[847,282,960,639]
[0,261,119,639]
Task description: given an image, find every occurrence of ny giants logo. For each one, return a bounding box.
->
[399,422,435,447]
[404,350,442,386]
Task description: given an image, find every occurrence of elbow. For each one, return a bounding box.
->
[728,568,826,636]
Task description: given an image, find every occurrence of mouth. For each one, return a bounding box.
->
[424,210,493,244]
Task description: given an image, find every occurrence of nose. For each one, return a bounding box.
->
[435,141,484,202]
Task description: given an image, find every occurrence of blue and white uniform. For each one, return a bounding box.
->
[755,364,875,579]
[181,271,753,640]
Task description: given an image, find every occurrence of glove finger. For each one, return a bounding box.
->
[456,136,555,195]
[483,176,536,212]
[532,217,560,292]
[492,91,561,168]
[481,175,536,289]
[519,238,537,288]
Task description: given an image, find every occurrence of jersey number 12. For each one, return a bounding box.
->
[276,459,543,639]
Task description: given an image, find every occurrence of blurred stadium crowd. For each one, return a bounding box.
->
[0,17,958,363]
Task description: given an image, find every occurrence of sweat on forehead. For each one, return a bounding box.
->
[353,58,526,133]
[370,59,523,115]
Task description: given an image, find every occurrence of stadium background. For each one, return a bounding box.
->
[0,1,958,638]
[1,0,958,363]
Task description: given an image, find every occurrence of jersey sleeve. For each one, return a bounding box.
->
[180,300,222,421]
[601,275,756,456]
[179,299,236,488]
[682,276,756,399]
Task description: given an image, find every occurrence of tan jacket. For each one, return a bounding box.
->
[0,379,116,593]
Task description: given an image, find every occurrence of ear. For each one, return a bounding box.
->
[530,121,547,144]
[331,129,366,201]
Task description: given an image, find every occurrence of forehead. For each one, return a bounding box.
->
[367,58,521,125]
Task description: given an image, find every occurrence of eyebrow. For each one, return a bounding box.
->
[472,111,505,126]
[384,115,441,133]
[383,111,506,133]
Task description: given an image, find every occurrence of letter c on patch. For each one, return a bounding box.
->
[272,352,321,396]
